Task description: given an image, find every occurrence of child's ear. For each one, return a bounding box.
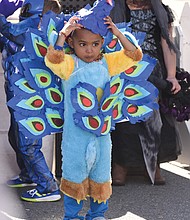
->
[67,37,74,48]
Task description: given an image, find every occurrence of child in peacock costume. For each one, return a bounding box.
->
[8,0,159,219]
[2,0,63,202]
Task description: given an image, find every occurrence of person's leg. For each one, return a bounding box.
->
[19,134,58,193]
[63,194,84,220]
[18,133,61,201]
[55,132,62,180]
[111,122,143,186]
[5,83,32,185]
[85,198,108,220]
[8,109,32,180]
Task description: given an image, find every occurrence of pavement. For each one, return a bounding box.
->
[1,69,190,219]
[1,161,190,220]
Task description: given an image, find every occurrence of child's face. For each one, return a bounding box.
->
[68,29,104,63]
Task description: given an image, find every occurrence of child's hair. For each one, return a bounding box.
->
[43,0,62,15]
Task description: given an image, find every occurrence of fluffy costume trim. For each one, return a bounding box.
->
[45,45,75,80]
[89,179,112,203]
[46,45,65,64]
[60,178,89,202]
[124,47,143,61]
[60,178,112,203]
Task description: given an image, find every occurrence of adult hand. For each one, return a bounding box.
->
[166,77,181,94]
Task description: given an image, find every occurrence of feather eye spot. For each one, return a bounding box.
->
[32,99,43,108]
[127,105,138,114]
[32,121,44,131]
[124,66,137,75]
[40,76,48,83]
[124,88,138,97]
[110,83,120,94]
[112,105,118,118]
[51,91,62,102]
[80,95,92,107]
[52,118,64,127]
[88,116,99,129]
[36,43,47,57]
[102,98,113,110]
[108,38,118,49]
[101,120,108,133]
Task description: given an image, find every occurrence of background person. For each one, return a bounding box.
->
[110,0,182,186]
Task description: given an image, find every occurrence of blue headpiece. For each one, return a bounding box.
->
[19,0,44,20]
[75,0,115,36]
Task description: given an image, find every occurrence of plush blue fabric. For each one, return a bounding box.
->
[61,55,111,184]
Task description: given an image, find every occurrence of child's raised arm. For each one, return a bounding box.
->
[56,16,83,48]
[104,16,141,55]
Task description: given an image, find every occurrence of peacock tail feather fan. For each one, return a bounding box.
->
[8,9,158,138]
[7,11,65,138]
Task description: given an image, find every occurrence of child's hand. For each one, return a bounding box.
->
[104,16,139,55]
[104,16,120,37]
[60,16,83,38]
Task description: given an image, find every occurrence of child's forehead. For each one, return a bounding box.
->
[73,29,102,40]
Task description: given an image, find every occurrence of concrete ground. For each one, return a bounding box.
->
[1,162,190,220]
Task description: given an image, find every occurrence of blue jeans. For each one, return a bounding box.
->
[5,81,29,180]
[5,81,58,193]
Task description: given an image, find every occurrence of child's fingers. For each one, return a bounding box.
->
[104,16,112,22]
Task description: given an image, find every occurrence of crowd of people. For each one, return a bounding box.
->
[0,0,184,219]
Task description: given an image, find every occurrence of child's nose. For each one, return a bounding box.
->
[86,46,93,53]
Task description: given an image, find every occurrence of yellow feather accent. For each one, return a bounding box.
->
[45,47,75,80]
[96,87,103,103]
[104,49,142,77]
[93,198,107,204]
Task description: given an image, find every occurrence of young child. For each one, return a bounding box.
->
[45,11,143,220]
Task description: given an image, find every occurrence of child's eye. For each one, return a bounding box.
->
[93,43,99,47]
[79,43,85,47]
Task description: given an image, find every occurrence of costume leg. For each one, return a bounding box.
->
[85,198,108,220]
[63,194,84,220]
[19,132,58,193]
